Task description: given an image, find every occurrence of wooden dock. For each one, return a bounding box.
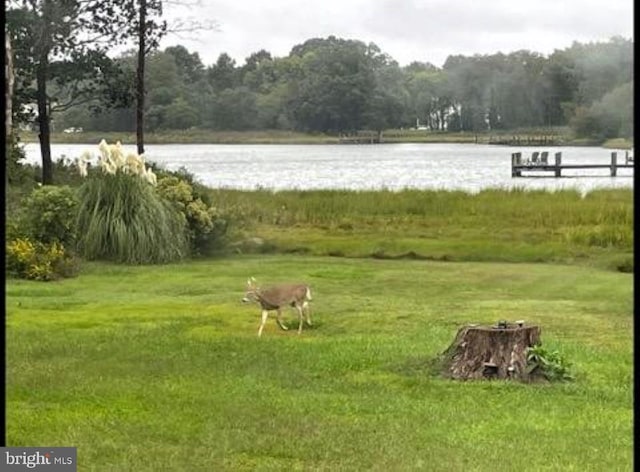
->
[490,135,560,146]
[338,131,381,144]
[511,151,633,178]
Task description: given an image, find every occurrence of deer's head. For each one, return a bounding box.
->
[242,277,259,303]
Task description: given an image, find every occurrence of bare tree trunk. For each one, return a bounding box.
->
[5,33,13,141]
[36,53,53,185]
[6,32,14,191]
[136,0,147,155]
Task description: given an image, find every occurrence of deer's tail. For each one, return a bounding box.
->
[305,287,312,301]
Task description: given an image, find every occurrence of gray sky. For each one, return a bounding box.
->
[161,0,633,67]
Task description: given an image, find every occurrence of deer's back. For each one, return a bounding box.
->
[258,284,308,309]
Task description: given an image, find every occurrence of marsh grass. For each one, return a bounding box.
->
[5,256,632,470]
[214,187,633,269]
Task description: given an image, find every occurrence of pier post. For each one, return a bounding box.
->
[554,152,562,177]
[611,152,617,176]
[511,153,522,177]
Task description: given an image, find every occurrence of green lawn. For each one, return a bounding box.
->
[5,256,633,471]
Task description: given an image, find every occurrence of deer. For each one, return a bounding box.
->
[242,277,313,337]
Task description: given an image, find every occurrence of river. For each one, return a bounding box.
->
[22,142,633,194]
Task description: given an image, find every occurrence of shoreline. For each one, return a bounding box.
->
[17,130,633,149]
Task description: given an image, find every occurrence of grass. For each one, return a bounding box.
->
[215,187,633,271]
[5,255,633,471]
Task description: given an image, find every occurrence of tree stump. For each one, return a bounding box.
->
[439,322,541,381]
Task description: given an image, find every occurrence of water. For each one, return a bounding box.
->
[22,142,633,194]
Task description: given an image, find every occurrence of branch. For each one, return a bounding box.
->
[165,17,220,44]
[50,94,97,112]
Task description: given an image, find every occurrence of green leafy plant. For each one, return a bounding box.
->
[21,185,80,247]
[526,344,575,382]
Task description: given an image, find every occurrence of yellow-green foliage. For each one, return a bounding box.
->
[156,176,226,254]
[6,238,76,281]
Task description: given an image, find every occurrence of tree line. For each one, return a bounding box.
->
[56,36,633,141]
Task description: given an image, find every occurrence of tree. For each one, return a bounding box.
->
[5,32,14,141]
[364,60,409,136]
[207,53,238,92]
[286,36,382,133]
[165,44,205,83]
[405,67,452,130]
[6,0,125,184]
[117,0,166,154]
[571,81,633,140]
[208,87,257,130]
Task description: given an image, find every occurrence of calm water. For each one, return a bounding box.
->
[22,142,633,194]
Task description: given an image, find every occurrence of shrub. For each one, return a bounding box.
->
[156,175,228,255]
[75,140,188,264]
[6,238,79,281]
[21,185,79,247]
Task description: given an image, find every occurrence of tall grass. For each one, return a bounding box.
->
[76,173,188,264]
[213,187,632,239]
[212,187,633,268]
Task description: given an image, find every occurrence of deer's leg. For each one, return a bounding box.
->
[258,309,269,337]
[303,301,312,326]
[296,304,304,334]
[276,308,288,330]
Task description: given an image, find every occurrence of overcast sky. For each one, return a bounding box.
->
[161,0,634,68]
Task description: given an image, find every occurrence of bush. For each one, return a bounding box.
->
[6,238,80,281]
[156,175,228,255]
[75,140,188,264]
[21,185,79,247]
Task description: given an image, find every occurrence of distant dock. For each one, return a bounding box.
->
[338,131,381,144]
[511,151,634,178]
[491,135,560,146]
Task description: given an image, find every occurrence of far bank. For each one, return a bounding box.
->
[17,129,633,149]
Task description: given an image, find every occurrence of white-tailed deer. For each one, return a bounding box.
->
[242,277,313,337]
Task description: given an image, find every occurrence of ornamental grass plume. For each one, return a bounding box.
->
[75,140,187,264]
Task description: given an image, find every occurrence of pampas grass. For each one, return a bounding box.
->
[76,172,188,264]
